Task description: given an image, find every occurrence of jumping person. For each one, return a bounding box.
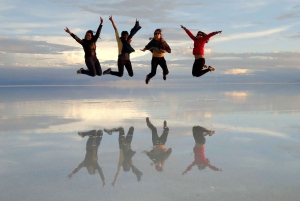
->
[180,25,222,77]
[103,16,141,77]
[141,29,171,84]
[64,16,103,77]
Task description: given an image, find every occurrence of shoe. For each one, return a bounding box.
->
[77,68,84,74]
[104,129,112,135]
[208,66,215,71]
[103,68,111,75]
[163,73,166,80]
[145,75,150,84]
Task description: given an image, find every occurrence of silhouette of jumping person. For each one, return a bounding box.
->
[182,126,221,175]
[144,117,172,171]
[68,130,105,187]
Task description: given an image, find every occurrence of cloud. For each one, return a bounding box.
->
[277,12,300,20]
[0,38,80,54]
[214,26,290,42]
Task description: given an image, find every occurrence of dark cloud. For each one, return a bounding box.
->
[0,38,80,54]
[276,12,300,20]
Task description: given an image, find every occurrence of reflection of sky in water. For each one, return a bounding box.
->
[0,84,300,201]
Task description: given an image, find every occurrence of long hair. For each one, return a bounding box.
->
[196,31,209,43]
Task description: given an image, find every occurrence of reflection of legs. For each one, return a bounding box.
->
[192,58,210,77]
[125,126,134,144]
[158,127,169,145]
[193,126,206,144]
[78,130,97,138]
[146,118,159,146]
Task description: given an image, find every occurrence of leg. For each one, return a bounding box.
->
[110,59,125,77]
[124,60,134,77]
[125,126,134,144]
[158,57,169,80]
[94,58,102,76]
[81,59,97,77]
[149,57,160,78]
[146,118,160,146]
[192,58,210,77]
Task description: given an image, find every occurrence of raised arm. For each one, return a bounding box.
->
[93,17,103,42]
[180,25,196,41]
[65,27,83,44]
[205,30,222,40]
[109,15,117,30]
[128,18,142,40]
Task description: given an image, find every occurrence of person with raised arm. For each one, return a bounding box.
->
[103,16,141,77]
[64,16,103,77]
[180,25,222,77]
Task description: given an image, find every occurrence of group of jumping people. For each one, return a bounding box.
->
[64,16,222,84]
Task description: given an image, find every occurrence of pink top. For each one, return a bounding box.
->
[185,29,217,55]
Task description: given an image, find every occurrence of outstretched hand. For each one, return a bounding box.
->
[140,48,146,52]
[100,17,103,25]
[109,15,113,21]
[216,30,222,34]
[64,27,71,34]
[180,25,186,29]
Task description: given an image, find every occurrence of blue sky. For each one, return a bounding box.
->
[0,0,300,84]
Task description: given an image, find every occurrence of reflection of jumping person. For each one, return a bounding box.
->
[144,117,172,171]
[180,25,222,77]
[103,16,141,77]
[104,127,142,186]
[68,130,105,187]
[64,16,103,76]
[182,126,221,175]
[141,29,171,84]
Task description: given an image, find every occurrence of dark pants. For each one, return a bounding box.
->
[117,127,134,150]
[82,57,102,77]
[147,57,169,79]
[110,59,134,77]
[192,58,210,77]
[146,119,169,146]
[193,126,207,144]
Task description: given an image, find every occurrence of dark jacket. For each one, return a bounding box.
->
[145,38,171,53]
[71,24,102,59]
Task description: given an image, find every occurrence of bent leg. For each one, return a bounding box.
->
[124,60,134,77]
[147,57,159,79]
[82,59,97,77]
[110,59,125,77]
[192,58,210,77]
[94,58,102,76]
[159,57,169,76]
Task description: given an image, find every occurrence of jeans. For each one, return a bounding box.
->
[110,59,134,77]
[147,57,169,79]
[82,57,102,77]
[192,58,210,77]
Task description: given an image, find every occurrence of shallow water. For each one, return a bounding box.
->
[0,84,300,201]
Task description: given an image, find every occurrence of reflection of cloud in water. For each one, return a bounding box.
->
[223,69,249,75]
[2,99,148,133]
[224,91,248,101]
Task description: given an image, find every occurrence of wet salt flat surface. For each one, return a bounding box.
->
[0,84,300,201]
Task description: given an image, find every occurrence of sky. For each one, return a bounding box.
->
[0,0,300,84]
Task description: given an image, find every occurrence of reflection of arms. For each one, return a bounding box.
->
[96,163,106,187]
[112,149,124,186]
[68,162,85,179]
[182,161,196,175]
[207,158,222,171]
